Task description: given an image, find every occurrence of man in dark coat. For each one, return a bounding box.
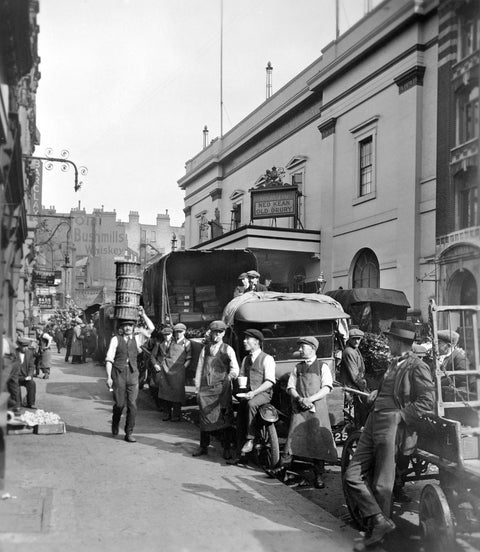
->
[343,320,435,548]
[438,329,471,401]
[16,337,37,408]
[246,270,268,292]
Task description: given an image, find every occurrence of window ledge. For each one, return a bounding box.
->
[352,191,376,206]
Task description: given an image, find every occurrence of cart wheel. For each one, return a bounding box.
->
[256,423,280,476]
[340,430,367,530]
[419,483,456,552]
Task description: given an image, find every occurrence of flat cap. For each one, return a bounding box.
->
[209,320,227,331]
[247,270,260,278]
[173,323,187,331]
[297,336,319,350]
[119,320,135,326]
[17,337,31,347]
[161,326,173,335]
[437,330,459,346]
[238,272,248,280]
[244,328,264,342]
[349,328,364,339]
[412,343,428,356]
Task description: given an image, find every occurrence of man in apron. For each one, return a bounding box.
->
[156,323,192,422]
[283,336,338,489]
[192,320,239,459]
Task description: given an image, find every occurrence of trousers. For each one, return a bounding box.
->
[112,367,139,434]
[343,410,402,518]
[199,427,235,450]
[19,378,36,407]
[236,391,271,444]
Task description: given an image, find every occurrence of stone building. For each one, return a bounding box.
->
[0,0,41,340]
[178,0,439,318]
[435,0,479,308]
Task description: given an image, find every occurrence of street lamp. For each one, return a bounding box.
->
[316,271,327,294]
[171,233,178,252]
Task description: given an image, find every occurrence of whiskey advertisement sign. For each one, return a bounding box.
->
[250,186,298,220]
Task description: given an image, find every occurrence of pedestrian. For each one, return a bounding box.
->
[16,337,37,408]
[438,329,471,401]
[70,318,84,364]
[233,272,251,297]
[38,329,53,379]
[228,328,275,464]
[246,270,268,292]
[192,320,239,459]
[3,329,20,412]
[54,325,64,353]
[343,320,435,548]
[105,308,155,442]
[281,336,338,489]
[64,323,73,362]
[154,323,192,422]
[339,328,370,427]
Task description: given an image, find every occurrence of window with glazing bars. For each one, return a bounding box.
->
[359,136,373,196]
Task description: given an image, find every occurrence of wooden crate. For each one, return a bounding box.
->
[34,422,66,435]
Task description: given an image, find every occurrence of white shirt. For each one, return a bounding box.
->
[105,335,142,364]
[194,340,239,391]
[240,348,276,384]
[286,359,333,391]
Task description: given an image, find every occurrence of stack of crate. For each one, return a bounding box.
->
[195,285,221,317]
[169,281,194,315]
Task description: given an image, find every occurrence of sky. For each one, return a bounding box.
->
[35,0,375,227]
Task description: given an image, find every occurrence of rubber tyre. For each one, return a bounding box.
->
[257,423,280,475]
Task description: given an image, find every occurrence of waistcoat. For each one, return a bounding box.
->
[114,336,138,372]
[245,351,272,394]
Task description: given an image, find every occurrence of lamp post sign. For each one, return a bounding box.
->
[250,185,299,220]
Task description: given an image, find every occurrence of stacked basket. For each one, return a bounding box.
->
[114,260,142,321]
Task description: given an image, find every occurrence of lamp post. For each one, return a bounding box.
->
[316,271,327,294]
[171,233,178,252]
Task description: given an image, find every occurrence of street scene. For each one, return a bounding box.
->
[1,0,479,552]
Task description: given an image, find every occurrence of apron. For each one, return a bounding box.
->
[198,343,234,432]
[71,327,83,356]
[284,360,338,463]
[157,339,188,403]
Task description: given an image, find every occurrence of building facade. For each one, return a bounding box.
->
[34,205,184,310]
[178,0,439,318]
[435,0,479,307]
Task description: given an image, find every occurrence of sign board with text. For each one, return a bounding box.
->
[33,271,55,286]
[250,185,299,220]
[37,295,53,309]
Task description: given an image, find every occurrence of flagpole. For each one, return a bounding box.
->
[220,0,224,137]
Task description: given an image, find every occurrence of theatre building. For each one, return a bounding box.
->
[178,0,439,316]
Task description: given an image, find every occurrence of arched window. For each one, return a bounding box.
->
[352,249,380,288]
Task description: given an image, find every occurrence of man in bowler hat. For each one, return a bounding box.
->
[343,320,435,547]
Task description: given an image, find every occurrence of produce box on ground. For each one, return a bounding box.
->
[21,409,66,435]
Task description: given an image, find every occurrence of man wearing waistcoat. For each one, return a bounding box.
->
[228,328,275,464]
[105,310,154,442]
[16,337,37,409]
[343,321,435,547]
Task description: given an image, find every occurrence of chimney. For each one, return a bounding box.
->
[266,61,273,99]
[203,125,209,149]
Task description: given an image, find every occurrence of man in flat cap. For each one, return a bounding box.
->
[340,328,369,427]
[233,273,251,297]
[228,328,276,464]
[105,307,154,442]
[438,329,471,402]
[193,320,239,459]
[283,336,338,488]
[247,270,268,292]
[153,323,191,422]
[16,337,37,409]
[343,320,435,547]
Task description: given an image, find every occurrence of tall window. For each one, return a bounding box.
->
[292,172,303,187]
[352,249,380,288]
[359,137,373,196]
[458,11,480,59]
[231,203,241,230]
[456,168,479,229]
[457,86,479,144]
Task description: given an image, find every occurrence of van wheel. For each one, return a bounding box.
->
[256,423,280,475]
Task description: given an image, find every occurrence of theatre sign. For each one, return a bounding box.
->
[250,185,299,220]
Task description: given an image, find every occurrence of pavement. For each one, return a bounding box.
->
[0,351,359,552]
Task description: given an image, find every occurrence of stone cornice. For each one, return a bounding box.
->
[394,65,426,94]
[317,117,337,139]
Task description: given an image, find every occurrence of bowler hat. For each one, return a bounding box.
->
[437,330,459,346]
[119,320,135,327]
[247,270,260,278]
[385,320,416,343]
[161,326,173,335]
[209,320,227,331]
[244,328,264,342]
[297,336,319,350]
[238,272,248,280]
[349,328,364,339]
[173,323,187,332]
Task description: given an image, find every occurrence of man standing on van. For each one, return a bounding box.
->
[228,329,275,464]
